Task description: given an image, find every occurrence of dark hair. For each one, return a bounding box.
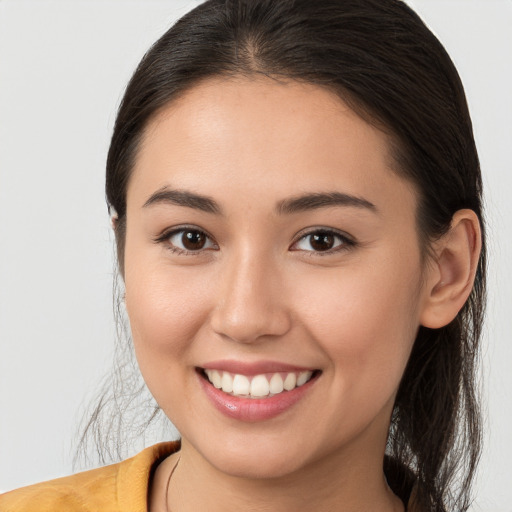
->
[95,1,486,510]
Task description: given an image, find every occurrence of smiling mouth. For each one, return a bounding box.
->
[199,368,320,399]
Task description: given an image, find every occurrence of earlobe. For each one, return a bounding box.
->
[420,209,482,329]
[109,205,119,230]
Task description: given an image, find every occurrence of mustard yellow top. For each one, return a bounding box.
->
[0,441,179,512]
[1,442,416,511]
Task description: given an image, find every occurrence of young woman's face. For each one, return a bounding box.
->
[124,77,430,479]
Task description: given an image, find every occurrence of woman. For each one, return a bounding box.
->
[0,0,485,511]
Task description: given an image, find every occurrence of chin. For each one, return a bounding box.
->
[194,432,320,481]
[212,453,306,481]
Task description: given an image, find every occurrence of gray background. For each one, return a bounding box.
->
[0,1,511,510]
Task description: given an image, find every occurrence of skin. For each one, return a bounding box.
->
[122,77,481,512]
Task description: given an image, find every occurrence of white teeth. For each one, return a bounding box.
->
[204,369,316,398]
[283,372,297,391]
[221,372,233,393]
[269,373,284,394]
[232,374,251,395]
[250,375,270,397]
[297,371,313,387]
[211,370,222,389]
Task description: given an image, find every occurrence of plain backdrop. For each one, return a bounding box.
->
[0,1,511,510]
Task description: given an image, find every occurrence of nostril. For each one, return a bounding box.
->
[210,310,293,345]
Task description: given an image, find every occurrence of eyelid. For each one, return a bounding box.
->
[154,225,356,256]
[289,227,356,255]
[154,225,218,255]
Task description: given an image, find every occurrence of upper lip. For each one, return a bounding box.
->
[200,360,317,376]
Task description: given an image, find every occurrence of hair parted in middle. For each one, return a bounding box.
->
[74,2,487,511]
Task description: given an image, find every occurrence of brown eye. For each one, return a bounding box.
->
[309,233,335,251]
[166,228,215,253]
[182,230,206,250]
[292,229,352,254]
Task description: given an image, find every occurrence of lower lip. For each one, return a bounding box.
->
[198,371,319,422]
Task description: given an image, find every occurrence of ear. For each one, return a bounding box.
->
[420,209,482,329]
[111,215,119,231]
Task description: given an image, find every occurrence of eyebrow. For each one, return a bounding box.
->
[143,187,377,216]
[143,187,222,214]
[276,192,377,215]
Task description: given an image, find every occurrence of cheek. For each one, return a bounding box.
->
[124,261,211,367]
[295,254,422,384]
[123,263,218,423]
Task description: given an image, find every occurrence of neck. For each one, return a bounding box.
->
[166,438,404,512]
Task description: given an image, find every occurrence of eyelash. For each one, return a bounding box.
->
[154,225,217,256]
[154,226,356,257]
[292,228,356,257]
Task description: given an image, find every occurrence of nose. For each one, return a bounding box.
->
[210,250,292,344]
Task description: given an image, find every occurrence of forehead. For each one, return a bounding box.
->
[129,76,416,217]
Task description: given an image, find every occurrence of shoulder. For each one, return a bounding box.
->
[0,464,118,512]
[0,442,179,512]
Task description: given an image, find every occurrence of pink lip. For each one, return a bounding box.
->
[200,359,315,376]
[197,367,320,422]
